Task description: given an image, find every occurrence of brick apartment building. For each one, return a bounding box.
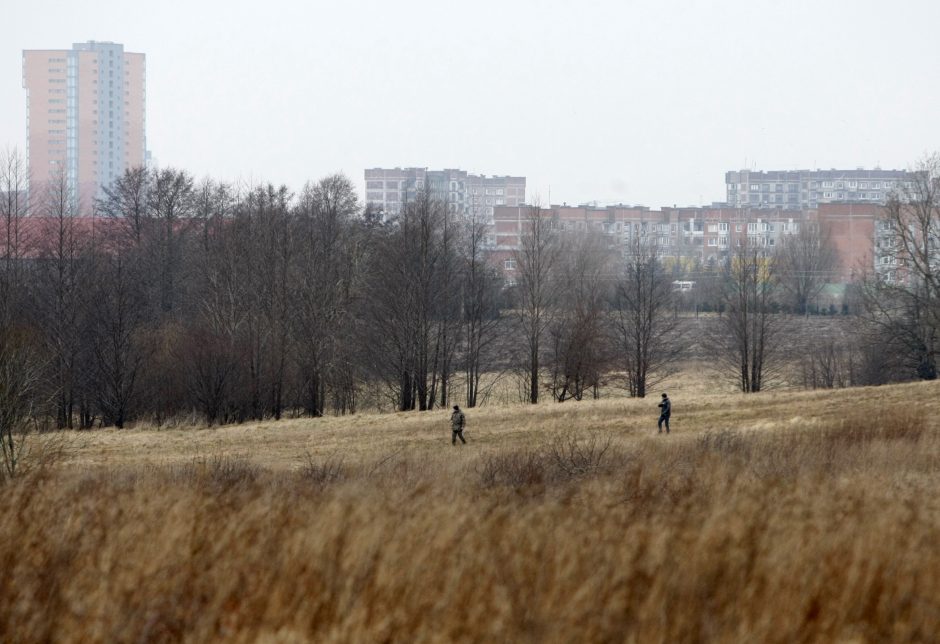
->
[492,202,882,286]
[364,168,525,218]
[22,41,147,213]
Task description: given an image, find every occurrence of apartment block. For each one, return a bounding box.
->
[23,41,146,213]
[364,167,525,218]
[492,204,877,284]
[724,169,917,210]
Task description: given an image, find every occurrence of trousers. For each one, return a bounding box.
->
[452,429,466,444]
[658,415,670,433]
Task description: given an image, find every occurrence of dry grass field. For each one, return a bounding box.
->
[2,378,940,642]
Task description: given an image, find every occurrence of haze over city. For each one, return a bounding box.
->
[3,0,939,207]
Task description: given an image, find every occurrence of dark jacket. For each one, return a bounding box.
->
[658,398,671,417]
[451,410,465,431]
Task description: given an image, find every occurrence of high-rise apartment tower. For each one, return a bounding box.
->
[22,41,146,212]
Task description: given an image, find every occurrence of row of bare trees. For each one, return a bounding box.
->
[0,151,518,435]
[3,147,939,440]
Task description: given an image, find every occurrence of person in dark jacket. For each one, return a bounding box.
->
[450,405,467,445]
[658,393,671,434]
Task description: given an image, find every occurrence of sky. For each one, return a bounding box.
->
[2,0,939,208]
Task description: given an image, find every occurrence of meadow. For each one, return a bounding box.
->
[1,377,939,642]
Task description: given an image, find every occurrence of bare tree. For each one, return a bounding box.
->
[711,240,783,393]
[98,166,152,245]
[857,154,940,380]
[0,148,30,329]
[548,231,612,401]
[149,168,197,315]
[186,179,240,425]
[613,235,684,397]
[514,204,562,404]
[777,220,838,314]
[364,190,457,411]
[460,214,504,407]
[0,329,41,479]
[33,168,97,428]
[293,174,360,416]
[91,252,147,428]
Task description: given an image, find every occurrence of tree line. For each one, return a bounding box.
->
[2,149,939,449]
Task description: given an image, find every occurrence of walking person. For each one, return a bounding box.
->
[450,405,467,445]
[657,393,671,434]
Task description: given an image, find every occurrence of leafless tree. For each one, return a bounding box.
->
[856,154,940,380]
[548,231,612,401]
[0,148,30,328]
[33,168,96,428]
[613,235,685,397]
[711,240,784,393]
[364,190,457,411]
[293,174,361,416]
[514,204,563,404]
[0,328,41,479]
[98,166,152,245]
[91,252,147,428]
[185,179,240,425]
[149,168,197,315]
[460,213,504,407]
[777,220,838,314]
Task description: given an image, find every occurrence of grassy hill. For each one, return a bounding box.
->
[2,381,939,641]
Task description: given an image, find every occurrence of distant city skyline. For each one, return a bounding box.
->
[3,0,939,209]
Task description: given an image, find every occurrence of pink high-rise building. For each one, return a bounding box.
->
[22,41,146,214]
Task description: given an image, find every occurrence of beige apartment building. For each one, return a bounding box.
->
[23,41,146,213]
[364,168,525,219]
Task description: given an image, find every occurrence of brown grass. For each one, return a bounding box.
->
[2,381,940,642]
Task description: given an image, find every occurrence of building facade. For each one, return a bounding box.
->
[493,203,879,285]
[364,168,525,218]
[724,169,917,210]
[23,41,146,213]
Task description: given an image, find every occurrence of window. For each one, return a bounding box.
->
[708,238,717,247]
[736,224,743,232]
[719,222,729,232]
[707,224,718,233]
[504,258,516,270]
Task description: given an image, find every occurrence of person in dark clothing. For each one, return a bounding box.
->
[450,405,467,445]
[658,393,671,434]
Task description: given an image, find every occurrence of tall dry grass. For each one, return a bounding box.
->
[1,405,939,642]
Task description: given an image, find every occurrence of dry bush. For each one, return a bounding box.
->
[478,430,613,489]
[546,429,612,478]
[477,448,547,489]
[298,451,346,486]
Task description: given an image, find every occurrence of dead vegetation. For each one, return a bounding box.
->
[1,383,939,642]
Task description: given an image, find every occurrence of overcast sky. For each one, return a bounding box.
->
[3,0,939,208]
